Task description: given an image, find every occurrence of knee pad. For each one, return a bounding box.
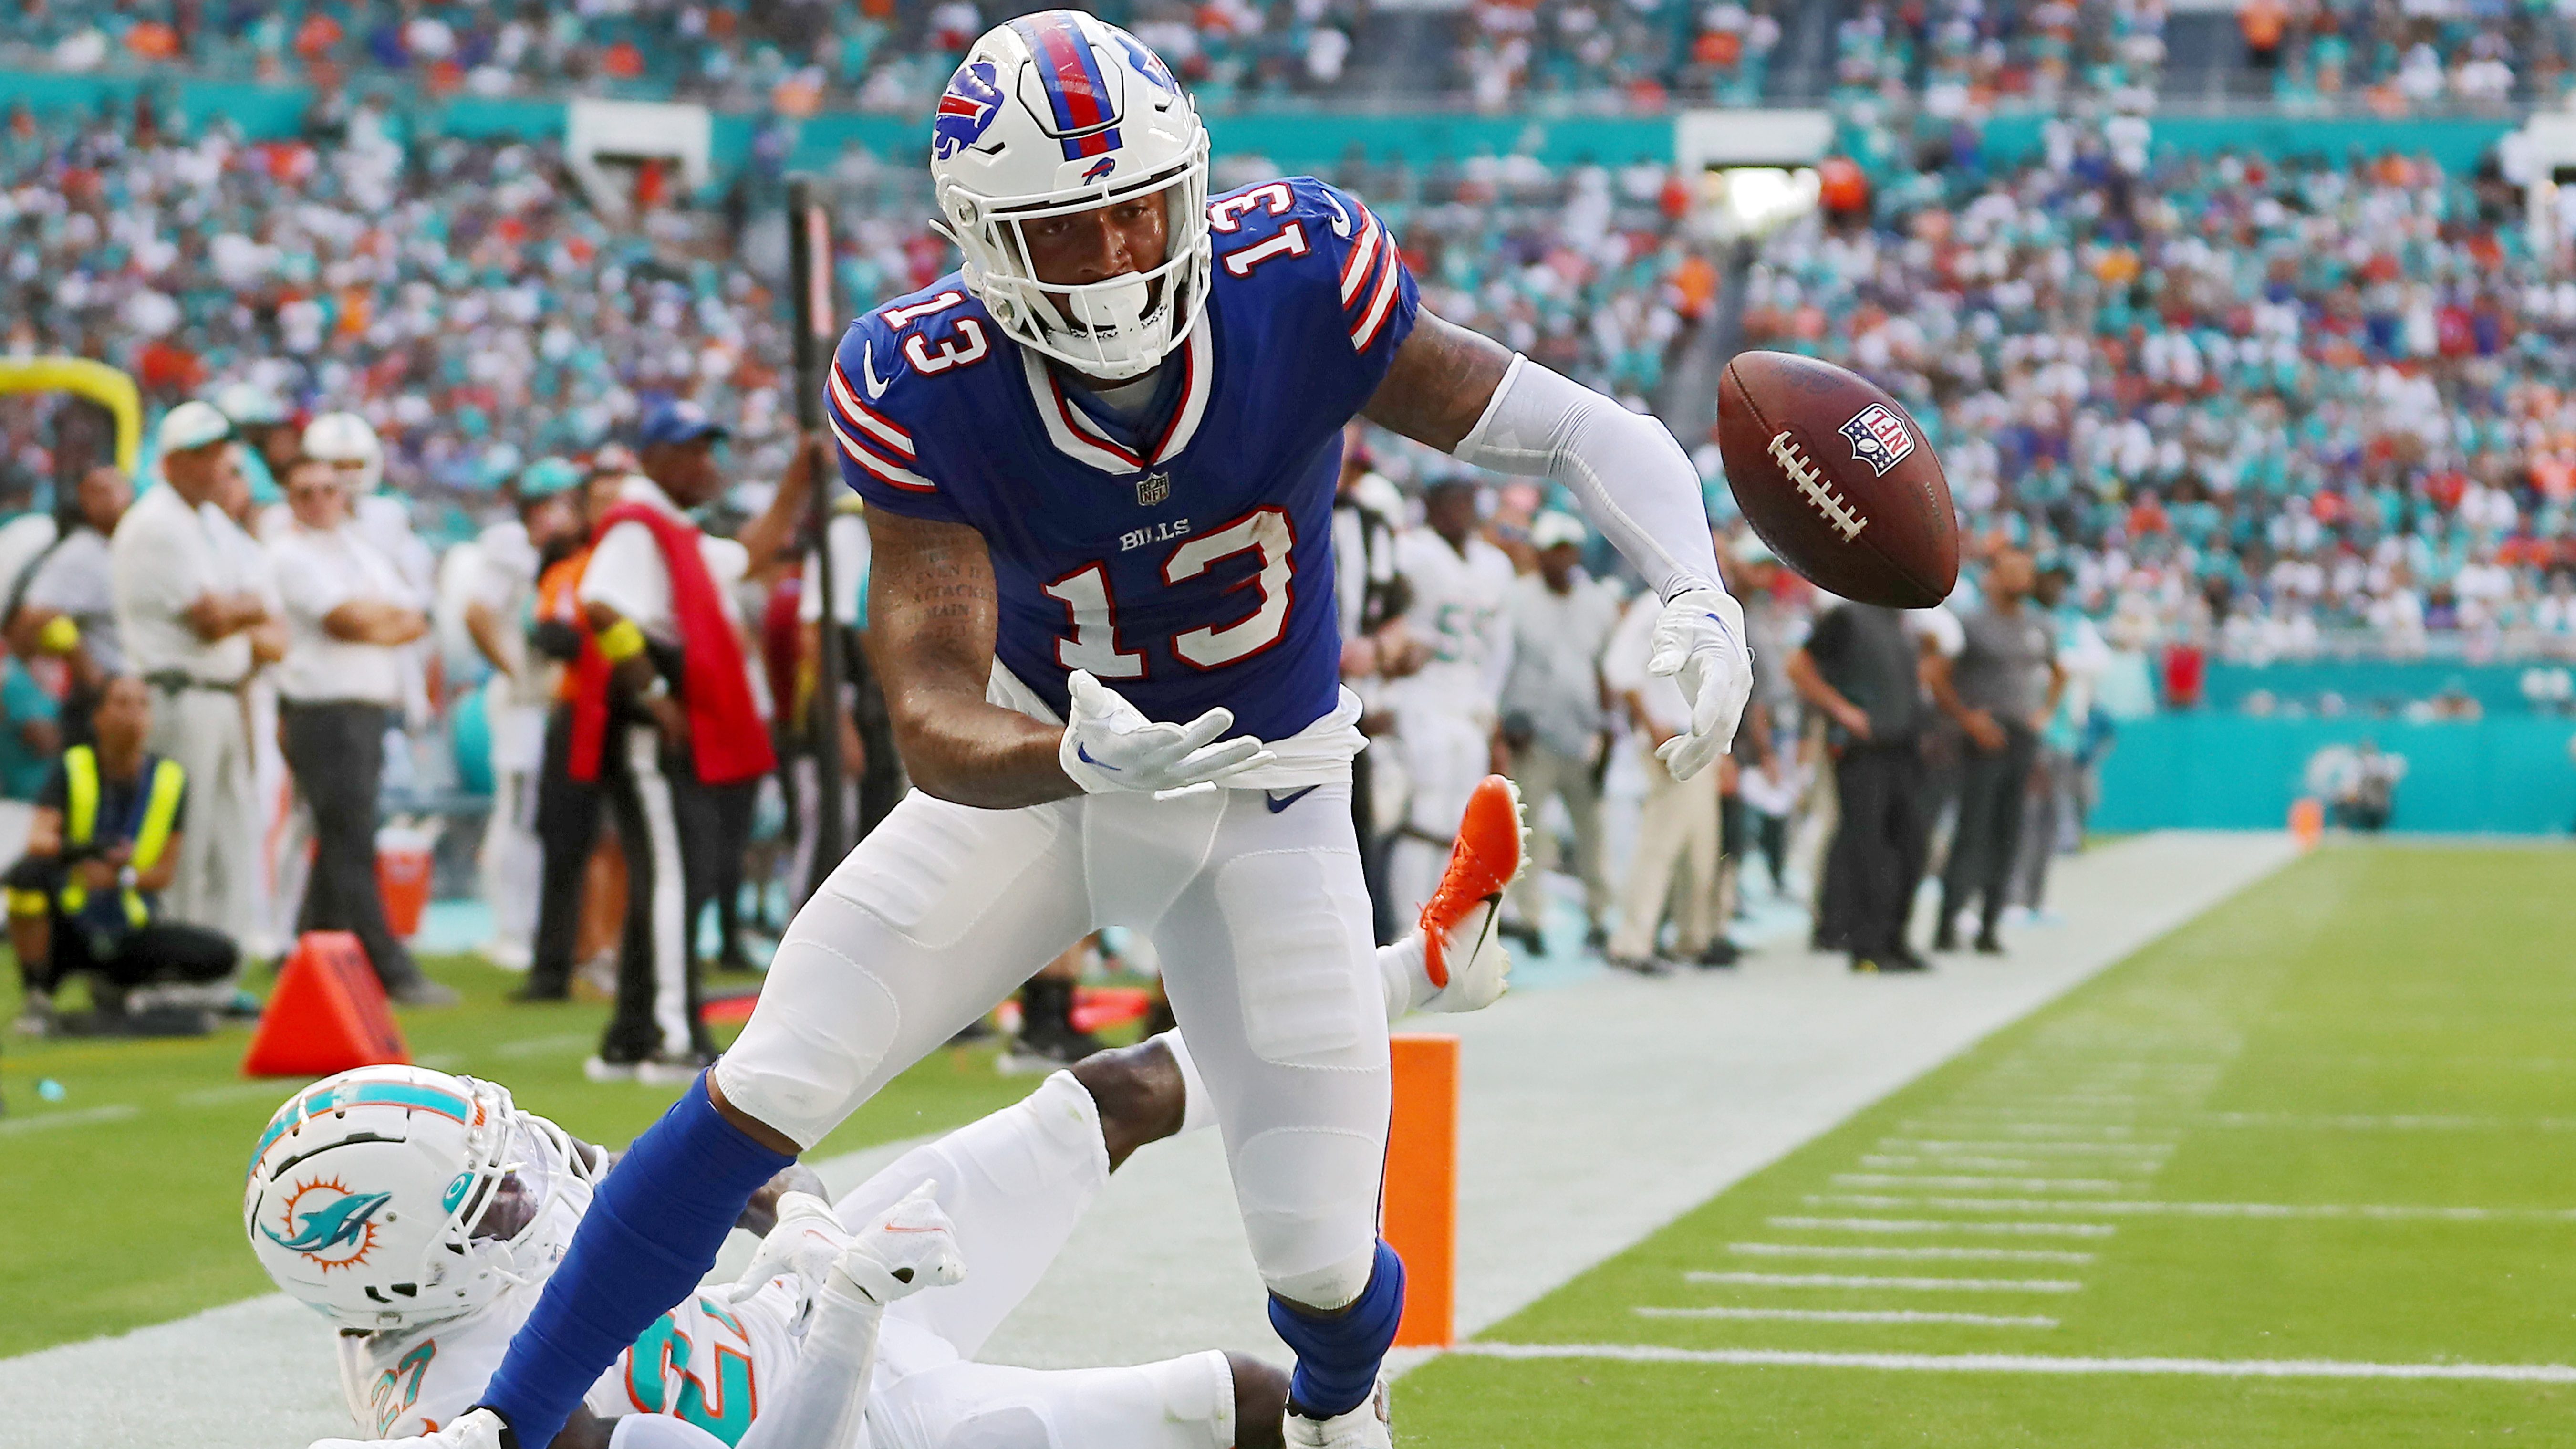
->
[1259,1233,1382,1313]
[715,927,902,1151]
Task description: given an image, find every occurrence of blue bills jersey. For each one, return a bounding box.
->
[825,176,1420,744]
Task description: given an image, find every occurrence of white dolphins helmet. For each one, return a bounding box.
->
[244,1065,596,1332]
[302,411,384,494]
[928,9,1211,382]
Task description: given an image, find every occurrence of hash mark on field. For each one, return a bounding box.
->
[1768,1217,2118,1238]
[1729,1242,2094,1265]
[1451,1343,2576,1383]
[1635,1306,2058,1328]
[0,1104,137,1135]
[1832,1174,2129,1193]
[1809,1194,2576,1222]
[1686,1271,2082,1293]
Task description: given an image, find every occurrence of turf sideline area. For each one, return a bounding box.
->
[0,831,2294,1448]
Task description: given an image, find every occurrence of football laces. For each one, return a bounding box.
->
[1766,429,1871,543]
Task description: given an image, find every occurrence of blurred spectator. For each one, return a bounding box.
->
[268,455,452,1005]
[9,463,134,736]
[1498,512,1620,952]
[108,402,271,950]
[1791,601,1933,974]
[1602,588,1725,973]
[0,649,62,865]
[5,676,237,1037]
[1331,435,1412,944]
[1926,547,2062,953]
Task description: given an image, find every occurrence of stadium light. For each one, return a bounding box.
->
[1704,166,1820,240]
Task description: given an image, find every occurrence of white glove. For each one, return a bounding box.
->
[1647,587,1755,782]
[721,1190,848,1306]
[1059,669,1275,797]
[311,1407,507,1449]
[831,1180,966,1305]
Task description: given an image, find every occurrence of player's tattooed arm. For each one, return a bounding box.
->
[862,509,1083,807]
[1360,308,1515,452]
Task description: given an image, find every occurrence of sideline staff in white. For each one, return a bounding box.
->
[107,402,272,947]
[1603,587,1725,972]
[1382,476,1515,920]
[267,456,454,1006]
[1498,512,1621,949]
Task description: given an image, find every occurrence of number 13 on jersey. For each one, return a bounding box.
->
[1041,506,1294,679]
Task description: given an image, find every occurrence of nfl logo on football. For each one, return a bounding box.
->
[1839,404,1915,477]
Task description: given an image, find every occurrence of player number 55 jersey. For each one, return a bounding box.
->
[826,176,1421,746]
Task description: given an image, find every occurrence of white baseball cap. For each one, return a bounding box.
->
[1530,512,1589,551]
[157,400,234,455]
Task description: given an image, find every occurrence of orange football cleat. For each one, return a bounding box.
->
[1417,774,1529,992]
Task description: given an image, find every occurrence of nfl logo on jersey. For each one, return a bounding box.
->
[1838,403,1915,477]
[1136,472,1172,507]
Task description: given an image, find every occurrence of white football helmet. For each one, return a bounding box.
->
[244,1065,596,1332]
[303,410,385,494]
[929,10,1211,382]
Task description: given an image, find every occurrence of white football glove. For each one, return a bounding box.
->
[831,1180,966,1305]
[1059,669,1276,797]
[721,1189,848,1306]
[310,1407,507,1449]
[1646,586,1755,782]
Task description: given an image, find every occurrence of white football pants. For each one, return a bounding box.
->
[717,781,1389,1310]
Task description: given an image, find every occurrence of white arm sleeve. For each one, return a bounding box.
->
[1450,354,1724,604]
[733,1283,886,1449]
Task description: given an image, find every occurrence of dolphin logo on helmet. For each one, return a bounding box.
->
[262,1184,395,1260]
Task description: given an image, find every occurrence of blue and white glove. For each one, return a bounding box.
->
[1059,669,1276,797]
[1647,586,1755,782]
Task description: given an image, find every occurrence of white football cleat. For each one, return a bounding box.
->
[1413,774,1528,1014]
[1284,1377,1393,1449]
[830,1179,966,1305]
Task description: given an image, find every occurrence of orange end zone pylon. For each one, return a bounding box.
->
[241,931,409,1077]
[1384,1032,1460,1348]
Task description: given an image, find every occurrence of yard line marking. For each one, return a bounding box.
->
[1730,1243,2095,1265]
[494,1032,598,1059]
[1808,1194,2576,1222]
[1449,1343,2576,1383]
[176,1082,292,1108]
[1686,1271,2082,1293]
[2199,1111,2576,1133]
[0,1104,138,1135]
[1898,1121,2152,1139]
[1832,1174,2129,1193]
[1635,1306,2058,1328]
[1879,1139,2171,1157]
[1860,1155,2160,1174]
[1768,1216,2118,1238]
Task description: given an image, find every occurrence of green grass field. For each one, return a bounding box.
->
[0,958,1042,1360]
[1398,844,2576,1446]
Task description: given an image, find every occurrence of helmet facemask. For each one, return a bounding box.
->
[942,133,1212,383]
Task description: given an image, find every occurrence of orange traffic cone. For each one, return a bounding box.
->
[241,931,410,1078]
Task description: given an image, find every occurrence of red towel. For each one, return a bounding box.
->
[568,502,777,787]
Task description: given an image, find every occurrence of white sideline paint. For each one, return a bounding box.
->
[1686,1271,2082,1293]
[0,1104,137,1136]
[1635,1307,2057,1328]
[1808,1194,2576,1222]
[1448,1343,2576,1382]
[0,832,2297,1448]
[1727,1243,2095,1265]
[1767,1216,2119,1238]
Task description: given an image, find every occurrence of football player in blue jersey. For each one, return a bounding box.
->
[398,13,1754,1449]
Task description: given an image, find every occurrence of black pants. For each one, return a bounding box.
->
[1823,743,1929,959]
[1352,745,1396,945]
[686,769,758,969]
[528,705,606,999]
[596,720,727,1063]
[52,915,237,991]
[1939,721,2040,941]
[846,633,905,840]
[281,700,420,990]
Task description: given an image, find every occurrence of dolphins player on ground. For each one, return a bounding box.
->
[264,782,1526,1449]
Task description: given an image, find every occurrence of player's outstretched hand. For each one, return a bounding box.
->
[1647,586,1755,782]
[1060,669,1277,797]
[722,1189,849,1306]
[310,1407,507,1449]
[831,1180,966,1306]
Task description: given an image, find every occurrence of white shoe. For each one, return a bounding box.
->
[582,1052,708,1084]
[481,939,533,972]
[1284,1377,1392,1449]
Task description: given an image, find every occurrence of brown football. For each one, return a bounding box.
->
[1716,351,1958,608]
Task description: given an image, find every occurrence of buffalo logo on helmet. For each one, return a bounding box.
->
[934,59,1008,161]
[1838,403,1916,477]
[1115,31,1178,94]
[261,1177,394,1272]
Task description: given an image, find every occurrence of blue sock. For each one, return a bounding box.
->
[476,1073,791,1449]
[1267,1240,1406,1419]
